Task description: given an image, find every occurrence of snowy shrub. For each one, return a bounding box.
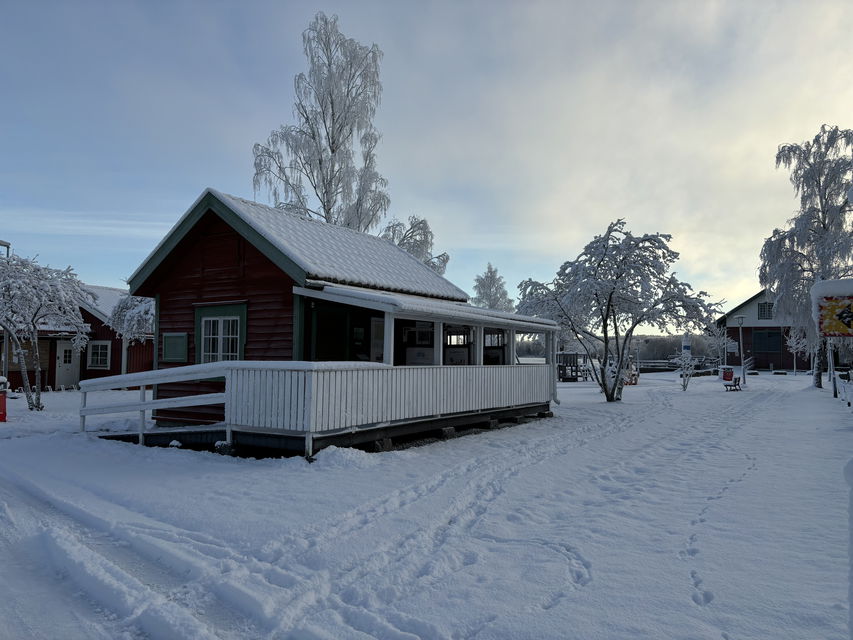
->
[518,219,718,402]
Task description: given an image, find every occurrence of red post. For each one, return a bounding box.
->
[0,392,6,422]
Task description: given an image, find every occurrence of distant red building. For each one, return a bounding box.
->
[3,285,153,391]
[717,290,810,371]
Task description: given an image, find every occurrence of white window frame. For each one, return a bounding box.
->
[757,302,774,320]
[200,316,240,363]
[87,341,111,370]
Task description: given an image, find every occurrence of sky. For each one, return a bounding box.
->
[2,0,853,317]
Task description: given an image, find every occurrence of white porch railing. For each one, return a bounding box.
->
[79,361,555,453]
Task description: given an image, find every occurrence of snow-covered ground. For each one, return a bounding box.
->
[0,373,848,639]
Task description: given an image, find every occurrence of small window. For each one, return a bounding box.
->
[445,327,471,346]
[62,348,73,365]
[484,329,505,347]
[201,316,240,363]
[87,341,111,369]
[161,333,188,363]
[757,302,774,320]
[194,303,246,364]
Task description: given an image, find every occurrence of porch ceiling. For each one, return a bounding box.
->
[294,283,557,333]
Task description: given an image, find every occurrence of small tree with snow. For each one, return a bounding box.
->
[706,324,738,367]
[518,219,718,402]
[673,340,696,391]
[380,216,450,275]
[108,295,154,343]
[253,12,389,233]
[0,255,92,410]
[472,263,514,311]
[760,124,853,388]
[785,328,810,375]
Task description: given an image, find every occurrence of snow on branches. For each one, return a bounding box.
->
[518,219,718,402]
[0,255,93,410]
[253,12,389,233]
[760,124,853,388]
[108,295,154,344]
[380,216,450,275]
[472,263,514,311]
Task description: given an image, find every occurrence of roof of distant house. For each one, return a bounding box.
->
[129,188,469,302]
[82,284,127,323]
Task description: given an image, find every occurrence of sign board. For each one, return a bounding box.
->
[816,296,853,337]
[726,342,739,354]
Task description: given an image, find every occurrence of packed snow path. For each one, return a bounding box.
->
[0,374,847,639]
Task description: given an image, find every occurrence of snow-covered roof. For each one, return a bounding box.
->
[81,284,128,323]
[294,283,557,332]
[129,188,469,302]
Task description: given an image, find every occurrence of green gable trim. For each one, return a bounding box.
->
[194,303,247,364]
[128,191,308,295]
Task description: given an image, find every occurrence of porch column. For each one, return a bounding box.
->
[433,321,443,365]
[473,326,484,365]
[509,329,517,365]
[383,312,394,365]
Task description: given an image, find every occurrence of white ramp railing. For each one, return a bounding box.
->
[79,361,555,452]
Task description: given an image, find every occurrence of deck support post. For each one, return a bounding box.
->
[138,384,146,445]
[79,390,87,432]
[305,431,314,459]
[224,370,233,445]
[433,321,443,366]
[383,312,394,365]
[509,329,517,364]
[545,331,559,404]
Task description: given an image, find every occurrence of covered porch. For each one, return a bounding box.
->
[296,283,557,368]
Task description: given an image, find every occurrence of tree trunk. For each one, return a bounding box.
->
[813,342,824,389]
[28,332,43,410]
[10,340,36,411]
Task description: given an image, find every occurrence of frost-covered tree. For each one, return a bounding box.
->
[380,216,450,275]
[108,295,154,344]
[518,219,718,402]
[253,12,389,232]
[705,324,738,366]
[760,124,853,388]
[785,327,810,375]
[472,263,514,311]
[0,255,92,410]
[673,336,697,391]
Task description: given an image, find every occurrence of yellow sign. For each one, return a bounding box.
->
[818,296,853,337]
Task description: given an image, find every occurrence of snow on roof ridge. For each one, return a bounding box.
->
[209,188,469,302]
[213,189,433,263]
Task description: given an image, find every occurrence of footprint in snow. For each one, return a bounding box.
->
[690,570,714,606]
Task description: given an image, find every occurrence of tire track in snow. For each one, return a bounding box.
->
[232,411,641,637]
[0,472,267,640]
[270,384,778,636]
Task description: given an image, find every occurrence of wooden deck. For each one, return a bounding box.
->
[81,361,556,456]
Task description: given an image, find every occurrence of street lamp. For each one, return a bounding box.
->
[735,315,746,387]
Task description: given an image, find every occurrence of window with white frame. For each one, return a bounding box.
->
[87,341,111,369]
[201,316,240,363]
[757,302,774,320]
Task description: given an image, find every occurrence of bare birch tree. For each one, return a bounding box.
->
[253,12,389,232]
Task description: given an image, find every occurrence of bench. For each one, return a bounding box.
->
[723,376,741,391]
